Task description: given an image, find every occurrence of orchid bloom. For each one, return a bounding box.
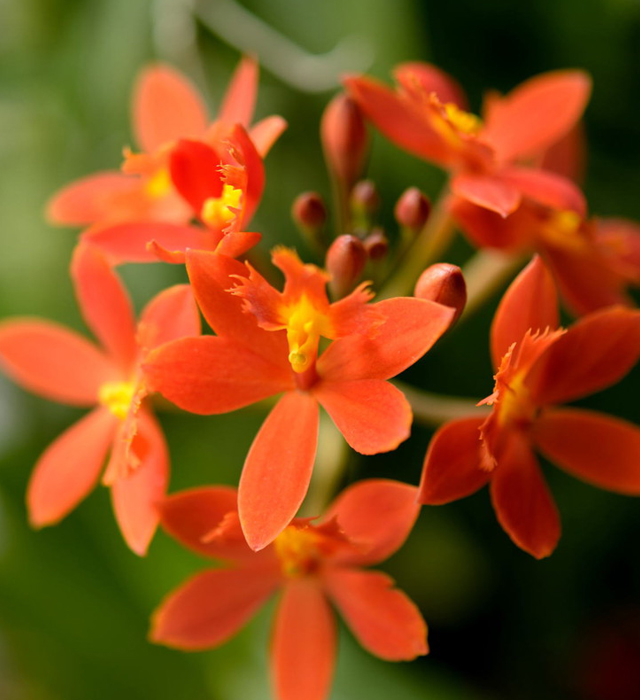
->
[452,199,640,315]
[345,63,589,217]
[418,256,640,558]
[143,248,454,550]
[151,480,427,700]
[48,57,286,264]
[0,245,200,554]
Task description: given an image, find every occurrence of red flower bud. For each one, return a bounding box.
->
[351,180,381,218]
[326,234,367,298]
[414,263,466,325]
[292,192,327,231]
[395,187,431,231]
[321,94,369,189]
[363,229,389,261]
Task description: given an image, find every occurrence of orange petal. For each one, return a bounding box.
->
[595,217,640,280]
[111,411,168,555]
[317,297,453,382]
[449,196,538,251]
[526,306,640,406]
[83,221,221,265]
[224,124,265,226]
[491,256,558,370]
[137,284,200,356]
[483,70,591,163]
[27,408,117,527]
[150,566,280,650]
[159,486,259,562]
[539,123,586,184]
[418,417,490,505]
[343,75,451,165]
[534,408,640,495]
[169,139,225,213]
[394,62,467,109]
[541,241,631,316]
[71,244,137,371]
[46,172,139,226]
[271,579,336,700]
[322,480,420,566]
[144,336,292,414]
[489,433,560,558]
[249,115,288,157]
[239,392,319,551]
[325,569,428,660]
[133,64,208,153]
[215,230,262,258]
[501,166,586,216]
[185,250,289,368]
[451,172,521,217]
[327,282,383,338]
[218,55,258,127]
[313,379,411,455]
[0,319,115,406]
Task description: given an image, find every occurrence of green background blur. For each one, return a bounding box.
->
[2,0,640,698]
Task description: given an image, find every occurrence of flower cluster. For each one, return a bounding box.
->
[2,53,640,700]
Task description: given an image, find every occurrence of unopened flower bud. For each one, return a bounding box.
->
[321,94,369,189]
[415,263,466,326]
[326,235,367,299]
[292,192,328,251]
[395,187,431,231]
[292,192,327,230]
[351,180,380,218]
[363,229,389,261]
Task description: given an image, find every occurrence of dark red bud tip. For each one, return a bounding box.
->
[351,180,380,217]
[321,93,369,187]
[292,192,328,231]
[363,229,389,261]
[326,234,367,298]
[395,187,431,231]
[415,263,466,325]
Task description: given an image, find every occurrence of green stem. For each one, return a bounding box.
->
[301,415,349,515]
[378,191,456,300]
[461,249,527,320]
[395,380,489,426]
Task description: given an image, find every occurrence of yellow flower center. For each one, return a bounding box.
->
[541,210,584,250]
[281,294,330,374]
[145,168,172,199]
[98,381,136,420]
[496,372,536,429]
[201,184,242,228]
[444,102,483,135]
[274,526,320,578]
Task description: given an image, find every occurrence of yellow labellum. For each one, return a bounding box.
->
[98,381,135,420]
[201,184,242,228]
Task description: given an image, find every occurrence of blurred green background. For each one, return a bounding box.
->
[2,0,640,698]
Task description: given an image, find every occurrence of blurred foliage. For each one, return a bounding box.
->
[1,0,640,698]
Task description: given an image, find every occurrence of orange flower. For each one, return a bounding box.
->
[150,480,427,700]
[0,245,200,554]
[345,63,589,217]
[48,57,286,263]
[144,249,454,550]
[419,256,640,558]
[452,199,640,314]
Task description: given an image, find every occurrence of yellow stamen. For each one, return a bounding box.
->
[201,184,242,228]
[540,209,584,250]
[496,372,535,429]
[98,381,135,420]
[274,526,320,578]
[281,295,329,373]
[145,168,172,199]
[443,102,483,135]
